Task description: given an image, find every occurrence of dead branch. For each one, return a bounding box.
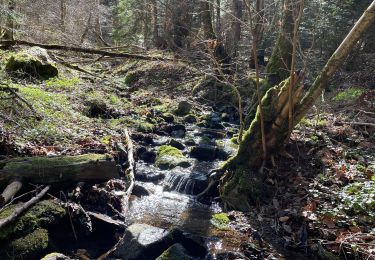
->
[0,185,50,229]
[0,40,173,61]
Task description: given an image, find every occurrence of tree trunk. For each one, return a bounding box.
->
[249,0,265,68]
[225,0,243,58]
[219,1,375,211]
[215,0,221,39]
[265,0,295,82]
[151,0,159,47]
[60,0,67,32]
[201,1,216,40]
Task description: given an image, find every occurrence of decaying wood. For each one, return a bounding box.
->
[0,40,173,61]
[0,185,50,229]
[120,129,135,211]
[0,154,119,185]
[0,179,22,206]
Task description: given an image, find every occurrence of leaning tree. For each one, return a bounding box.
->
[216,1,375,211]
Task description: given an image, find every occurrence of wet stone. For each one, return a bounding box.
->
[156,243,192,260]
[168,139,185,150]
[110,223,172,260]
[190,144,218,161]
[132,183,151,197]
[184,139,196,146]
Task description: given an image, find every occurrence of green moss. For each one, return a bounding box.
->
[156,244,190,260]
[316,118,328,127]
[0,200,65,241]
[266,20,293,81]
[298,117,312,127]
[45,76,80,90]
[211,213,230,229]
[124,71,138,85]
[333,87,364,102]
[3,228,49,259]
[136,121,154,133]
[3,154,109,171]
[155,145,190,170]
[5,47,58,79]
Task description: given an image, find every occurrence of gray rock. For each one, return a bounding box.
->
[110,223,172,260]
[156,243,193,260]
[132,184,151,197]
[175,101,192,116]
[190,144,218,161]
[168,139,185,150]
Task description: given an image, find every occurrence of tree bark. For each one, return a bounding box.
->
[225,0,243,58]
[151,0,159,47]
[219,0,375,211]
[201,1,216,40]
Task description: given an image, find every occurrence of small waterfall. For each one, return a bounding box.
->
[164,172,208,195]
[164,173,195,195]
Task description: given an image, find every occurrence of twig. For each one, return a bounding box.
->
[0,185,50,229]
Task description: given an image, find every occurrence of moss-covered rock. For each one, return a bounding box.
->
[136,121,154,133]
[1,228,49,260]
[0,200,66,241]
[155,145,190,170]
[211,213,230,229]
[156,243,191,260]
[174,101,192,116]
[5,47,58,79]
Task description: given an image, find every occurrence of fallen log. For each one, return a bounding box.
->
[0,154,119,186]
[0,40,173,61]
[0,185,50,229]
[0,179,23,206]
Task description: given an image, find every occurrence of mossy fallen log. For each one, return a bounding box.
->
[0,154,119,186]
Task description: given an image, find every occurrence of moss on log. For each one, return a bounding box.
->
[0,154,118,185]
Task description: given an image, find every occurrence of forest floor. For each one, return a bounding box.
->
[0,46,374,259]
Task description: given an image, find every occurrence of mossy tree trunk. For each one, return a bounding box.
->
[220,1,375,211]
[265,0,295,82]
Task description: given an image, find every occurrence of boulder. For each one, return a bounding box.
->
[155,145,191,170]
[110,223,173,260]
[156,243,193,260]
[5,47,58,79]
[161,113,175,123]
[132,183,151,197]
[136,171,165,183]
[174,101,192,116]
[41,253,71,260]
[1,228,49,260]
[183,114,197,123]
[0,200,66,241]
[137,147,157,163]
[168,139,185,150]
[190,145,218,161]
